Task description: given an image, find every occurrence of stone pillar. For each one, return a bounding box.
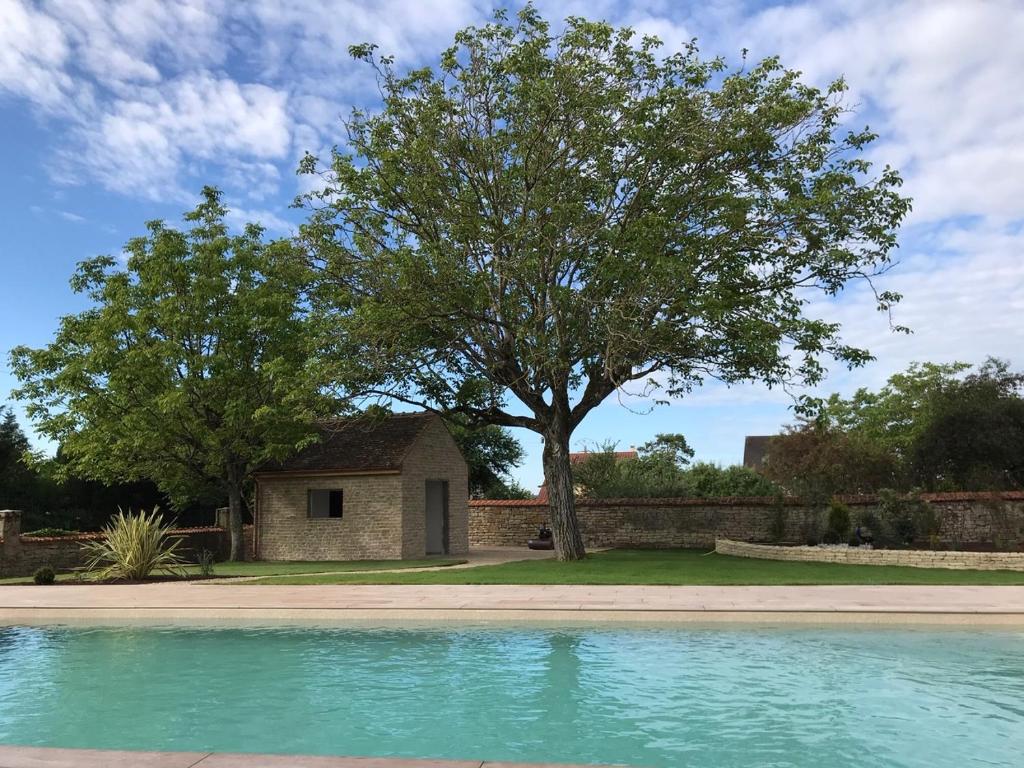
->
[215,506,230,529]
[0,510,23,577]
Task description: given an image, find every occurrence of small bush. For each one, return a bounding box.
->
[81,507,187,581]
[196,549,216,578]
[826,500,852,543]
[33,566,56,585]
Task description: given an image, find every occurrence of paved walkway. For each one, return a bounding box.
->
[0,746,596,768]
[2,583,1023,624]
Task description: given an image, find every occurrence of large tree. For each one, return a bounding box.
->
[10,189,333,559]
[911,359,1024,490]
[300,7,910,559]
[0,406,36,512]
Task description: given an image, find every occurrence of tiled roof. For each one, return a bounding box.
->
[742,435,776,471]
[258,413,436,474]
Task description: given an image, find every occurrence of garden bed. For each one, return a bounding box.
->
[715,539,1024,571]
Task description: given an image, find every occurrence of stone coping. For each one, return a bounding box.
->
[0,745,610,768]
[469,490,1024,507]
[716,538,1024,571]
[2,583,1024,625]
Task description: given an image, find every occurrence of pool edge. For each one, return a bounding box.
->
[1,607,1023,626]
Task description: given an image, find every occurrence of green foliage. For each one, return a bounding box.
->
[875,489,934,547]
[299,6,908,559]
[0,406,39,513]
[81,508,187,581]
[196,549,216,578]
[32,566,56,585]
[573,440,780,499]
[824,500,852,544]
[785,358,1024,495]
[910,359,1024,490]
[444,417,527,498]
[676,462,782,498]
[10,189,335,558]
[23,528,78,538]
[763,426,899,501]
[639,434,695,466]
[816,362,970,458]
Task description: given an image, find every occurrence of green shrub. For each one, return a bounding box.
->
[33,566,56,585]
[23,528,79,538]
[81,507,187,581]
[825,500,852,543]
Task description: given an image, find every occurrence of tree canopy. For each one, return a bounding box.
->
[0,406,35,513]
[573,435,779,499]
[10,188,334,558]
[445,418,532,498]
[765,358,1024,496]
[299,6,909,558]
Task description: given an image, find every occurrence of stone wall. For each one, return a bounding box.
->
[0,509,253,577]
[399,418,470,557]
[469,492,1024,550]
[255,472,406,560]
[715,538,1024,571]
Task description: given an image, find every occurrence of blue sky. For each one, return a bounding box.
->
[1,0,1023,492]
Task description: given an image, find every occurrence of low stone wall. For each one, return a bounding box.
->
[715,538,1024,571]
[469,492,1024,550]
[0,510,254,577]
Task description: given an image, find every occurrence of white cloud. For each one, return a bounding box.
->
[55,73,291,201]
[2,0,1022,401]
[0,0,72,107]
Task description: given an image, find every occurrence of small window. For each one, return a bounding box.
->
[309,489,343,519]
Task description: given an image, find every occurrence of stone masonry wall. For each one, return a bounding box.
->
[469,492,1024,550]
[716,538,1024,571]
[256,472,406,560]
[0,510,252,577]
[399,418,470,557]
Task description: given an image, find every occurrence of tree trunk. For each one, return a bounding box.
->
[227,482,246,562]
[542,423,587,561]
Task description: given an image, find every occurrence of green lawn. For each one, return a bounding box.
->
[0,557,466,585]
[249,548,1024,586]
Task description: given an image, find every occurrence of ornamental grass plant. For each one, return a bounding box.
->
[81,507,187,581]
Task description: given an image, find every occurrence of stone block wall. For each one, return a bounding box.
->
[0,509,252,577]
[255,472,405,560]
[715,538,1024,571]
[400,418,470,557]
[469,492,1024,550]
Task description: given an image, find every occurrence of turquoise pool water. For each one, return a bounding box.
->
[0,624,1021,767]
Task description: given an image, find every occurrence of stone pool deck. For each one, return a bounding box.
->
[1,583,1024,624]
[0,746,599,768]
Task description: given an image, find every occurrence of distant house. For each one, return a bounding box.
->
[537,447,638,501]
[742,435,778,472]
[254,413,468,561]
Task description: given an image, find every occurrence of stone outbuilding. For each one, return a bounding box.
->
[254,413,469,561]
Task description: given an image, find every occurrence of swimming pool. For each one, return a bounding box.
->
[0,623,1021,767]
